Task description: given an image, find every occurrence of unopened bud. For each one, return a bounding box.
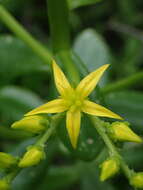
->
[0,180,10,190]
[100,158,120,181]
[0,152,17,169]
[130,172,143,188]
[18,146,45,168]
[11,115,49,134]
[109,122,142,143]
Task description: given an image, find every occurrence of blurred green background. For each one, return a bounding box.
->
[0,0,143,189]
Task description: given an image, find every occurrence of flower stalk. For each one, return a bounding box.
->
[47,0,80,85]
[90,116,134,180]
[47,0,70,52]
[1,114,63,186]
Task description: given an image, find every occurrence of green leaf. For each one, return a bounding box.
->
[105,91,143,132]
[0,35,49,84]
[0,86,43,124]
[119,38,143,77]
[73,29,111,86]
[68,0,102,9]
[38,165,79,190]
[0,0,28,13]
[123,144,143,168]
[81,169,116,190]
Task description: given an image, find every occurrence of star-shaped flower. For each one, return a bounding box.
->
[25,61,123,148]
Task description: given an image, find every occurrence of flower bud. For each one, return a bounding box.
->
[100,158,120,181]
[0,152,17,169]
[11,115,49,134]
[109,122,142,143]
[18,146,45,168]
[130,172,143,188]
[0,180,10,190]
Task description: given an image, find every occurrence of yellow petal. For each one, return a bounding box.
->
[82,100,123,120]
[52,60,74,97]
[66,110,81,149]
[25,99,68,116]
[76,64,109,98]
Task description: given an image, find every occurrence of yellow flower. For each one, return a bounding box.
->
[25,60,123,148]
[12,115,49,134]
[100,158,120,181]
[130,172,143,188]
[18,146,45,168]
[109,122,142,143]
[0,180,10,190]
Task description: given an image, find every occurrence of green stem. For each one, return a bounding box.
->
[90,117,117,156]
[57,50,80,86]
[0,5,53,65]
[47,0,80,85]
[36,114,63,146]
[47,0,70,52]
[102,71,143,94]
[90,116,133,179]
[2,114,63,184]
[5,168,21,183]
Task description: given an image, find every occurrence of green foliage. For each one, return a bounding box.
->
[73,29,110,85]
[0,0,143,189]
[81,170,116,190]
[68,0,101,9]
[106,91,143,131]
[0,35,49,84]
[0,86,43,124]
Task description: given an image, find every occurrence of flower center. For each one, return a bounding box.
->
[65,92,84,111]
